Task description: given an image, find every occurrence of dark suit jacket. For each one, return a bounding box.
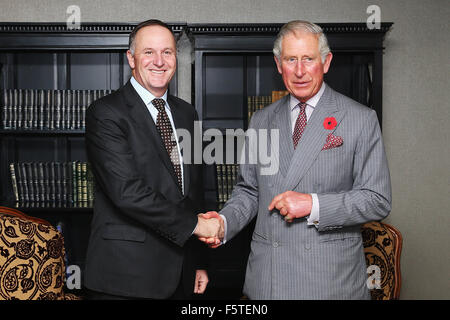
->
[83,81,205,299]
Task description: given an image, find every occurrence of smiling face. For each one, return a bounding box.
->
[275,31,332,102]
[127,25,177,97]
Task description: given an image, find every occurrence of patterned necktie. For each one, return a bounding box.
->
[292,102,307,149]
[151,98,183,192]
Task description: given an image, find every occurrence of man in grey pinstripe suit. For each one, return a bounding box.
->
[198,20,391,299]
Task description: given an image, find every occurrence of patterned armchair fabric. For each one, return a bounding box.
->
[361,221,402,300]
[0,206,80,300]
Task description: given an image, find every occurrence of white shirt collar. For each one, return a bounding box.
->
[290,82,326,111]
[130,76,169,109]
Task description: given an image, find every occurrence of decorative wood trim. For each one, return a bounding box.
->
[0,22,186,34]
[383,222,403,300]
[187,22,393,35]
[0,22,393,35]
[0,22,186,51]
[0,206,52,225]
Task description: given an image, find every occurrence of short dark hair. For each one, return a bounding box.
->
[128,19,175,54]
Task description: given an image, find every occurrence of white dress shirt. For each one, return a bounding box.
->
[130,77,185,194]
[289,83,326,227]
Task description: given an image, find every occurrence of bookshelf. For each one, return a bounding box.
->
[188,22,392,297]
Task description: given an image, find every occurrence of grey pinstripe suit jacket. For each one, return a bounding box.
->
[220,84,392,300]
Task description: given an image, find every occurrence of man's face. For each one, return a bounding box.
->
[275,31,332,102]
[127,25,177,97]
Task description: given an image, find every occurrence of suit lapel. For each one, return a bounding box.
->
[168,95,191,197]
[123,82,182,192]
[269,95,294,178]
[283,85,346,191]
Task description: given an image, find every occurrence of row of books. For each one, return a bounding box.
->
[271,90,289,103]
[216,164,239,209]
[247,95,272,123]
[1,89,113,130]
[247,90,289,123]
[9,161,94,208]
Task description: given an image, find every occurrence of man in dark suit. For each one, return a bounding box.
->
[84,19,222,300]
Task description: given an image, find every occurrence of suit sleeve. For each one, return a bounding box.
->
[316,110,392,231]
[85,101,197,247]
[219,116,260,241]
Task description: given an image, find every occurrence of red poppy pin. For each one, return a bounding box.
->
[323,117,337,130]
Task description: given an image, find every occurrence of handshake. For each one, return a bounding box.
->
[193,211,224,248]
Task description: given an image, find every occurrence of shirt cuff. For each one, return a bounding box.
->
[220,214,228,245]
[307,193,320,227]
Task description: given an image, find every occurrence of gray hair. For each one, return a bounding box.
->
[273,20,330,63]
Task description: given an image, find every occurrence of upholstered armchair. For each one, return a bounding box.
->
[0,206,80,300]
[361,221,403,300]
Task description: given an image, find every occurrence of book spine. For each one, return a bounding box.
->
[29,89,33,130]
[62,162,67,205]
[66,90,71,130]
[216,164,223,204]
[38,90,44,130]
[49,161,55,204]
[226,165,233,202]
[44,162,50,203]
[61,90,66,130]
[29,89,34,129]
[31,162,39,203]
[15,162,24,205]
[76,90,81,130]
[81,91,86,130]
[38,162,45,206]
[23,89,27,129]
[67,90,75,130]
[9,163,19,203]
[32,89,38,129]
[1,90,7,129]
[12,89,18,129]
[45,90,50,130]
[55,90,61,130]
[25,162,34,203]
[55,162,62,204]
[19,163,29,206]
[18,89,24,129]
[66,162,73,206]
[7,90,13,129]
[25,89,30,129]
[49,90,54,130]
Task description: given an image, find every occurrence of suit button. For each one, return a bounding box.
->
[273,242,279,248]
[304,243,311,250]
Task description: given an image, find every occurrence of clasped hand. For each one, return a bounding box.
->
[194,191,311,248]
[268,191,312,222]
[194,212,224,248]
